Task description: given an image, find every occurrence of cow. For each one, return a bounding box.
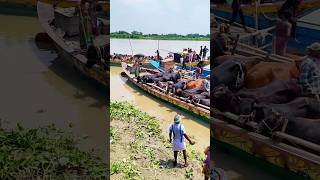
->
[245,61,299,89]
[212,85,255,115]
[212,60,245,91]
[236,80,301,104]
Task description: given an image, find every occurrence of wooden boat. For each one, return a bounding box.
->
[120,62,210,120]
[37,1,109,87]
[211,30,320,180]
[1,0,109,16]
[211,0,320,29]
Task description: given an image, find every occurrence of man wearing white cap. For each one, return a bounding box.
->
[169,114,195,167]
[298,42,320,101]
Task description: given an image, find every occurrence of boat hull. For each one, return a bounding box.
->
[121,63,210,120]
[1,0,109,16]
[37,1,109,87]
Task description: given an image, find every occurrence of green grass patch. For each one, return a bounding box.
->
[110,126,120,144]
[111,158,142,179]
[0,123,108,179]
[110,101,162,137]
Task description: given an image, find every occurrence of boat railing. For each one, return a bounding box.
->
[211,108,320,154]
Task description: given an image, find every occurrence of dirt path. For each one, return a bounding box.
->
[110,101,206,180]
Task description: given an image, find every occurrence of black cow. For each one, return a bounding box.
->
[212,60,245,91]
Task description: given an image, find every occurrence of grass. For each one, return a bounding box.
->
[0,123,108,179]
[110,158,142,179]
[110,101,205,179]
[111,36,209,41]
[185,168,194,179]
[110,127,120,144]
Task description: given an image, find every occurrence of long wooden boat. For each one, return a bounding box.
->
[1,0,109,16]
[211,0,320,29]
[110,58,210,69]
[211,30,320,180]
[120,62,210,120]
[37,1,109,87]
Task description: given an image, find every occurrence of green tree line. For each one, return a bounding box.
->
[111,31,209,41]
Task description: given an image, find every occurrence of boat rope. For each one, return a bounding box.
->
[234,60,245,89]
[128,38,134,56]
[78,3,88,49]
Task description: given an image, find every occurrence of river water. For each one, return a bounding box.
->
[110,38,210,57]
[0,14,108,160]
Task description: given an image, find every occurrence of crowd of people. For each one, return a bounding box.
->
[180,46,209,69]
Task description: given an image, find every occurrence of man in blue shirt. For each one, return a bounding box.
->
[169,114,195,167]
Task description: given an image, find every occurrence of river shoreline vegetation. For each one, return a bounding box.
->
[0,122,108,179]
[111,31,210,41]
[110,101,205,179]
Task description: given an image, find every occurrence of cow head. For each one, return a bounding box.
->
[253,104,286,134]
[212,85,234,111]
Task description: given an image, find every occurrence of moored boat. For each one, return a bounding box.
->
[37,1,109,87]
[211,36,320,180]
[121,62,210,120]
[211,0,320,29]
[1,0,109,16]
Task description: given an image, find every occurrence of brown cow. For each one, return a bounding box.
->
[186,79,205,89]
[213,55,263,71]
[245,61,299,88]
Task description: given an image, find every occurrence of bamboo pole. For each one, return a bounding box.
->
[78,3,88,49]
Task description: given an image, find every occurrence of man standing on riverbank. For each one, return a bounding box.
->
[169,114,195,167]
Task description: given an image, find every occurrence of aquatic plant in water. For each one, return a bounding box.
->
[0,123,108,179]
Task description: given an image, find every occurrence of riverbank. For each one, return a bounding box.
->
[110,101,206,179]
[111,36,209,41]
[0,123,108,179]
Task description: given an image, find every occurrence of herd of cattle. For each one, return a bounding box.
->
[212,55,320,147]
[126,54,320,148]
[126,66,210,107]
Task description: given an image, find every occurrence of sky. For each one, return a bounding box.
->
[110,0,210,35]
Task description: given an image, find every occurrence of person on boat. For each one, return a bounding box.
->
[76,0,94,49]
[199,46,203,59]
[194,67,202,79]
[277,0,303,39]
[182,56,188,70]
[202,146,211,180]
[86,45,99,68]
[133,60,141,78]
[212,24,230,59]
[88,0,99,36]
[273,12,292,56]
[169,114,195,167]
[298,42,320,101]
[202,46,208,60]
[156,50,160,61]
[229,0,248,31]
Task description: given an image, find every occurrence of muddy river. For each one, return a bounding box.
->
[0,14,108,160]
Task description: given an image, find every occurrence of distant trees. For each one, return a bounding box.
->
[110,31,209,41]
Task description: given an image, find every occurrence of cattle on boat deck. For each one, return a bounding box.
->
[212,60,245,90]
[245,61,299,89]
[213,55,263,70]
[236,80,301,104]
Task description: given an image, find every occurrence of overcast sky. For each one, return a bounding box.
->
[110,0,210,35]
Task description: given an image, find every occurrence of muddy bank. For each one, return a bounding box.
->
[110,101,207,179]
